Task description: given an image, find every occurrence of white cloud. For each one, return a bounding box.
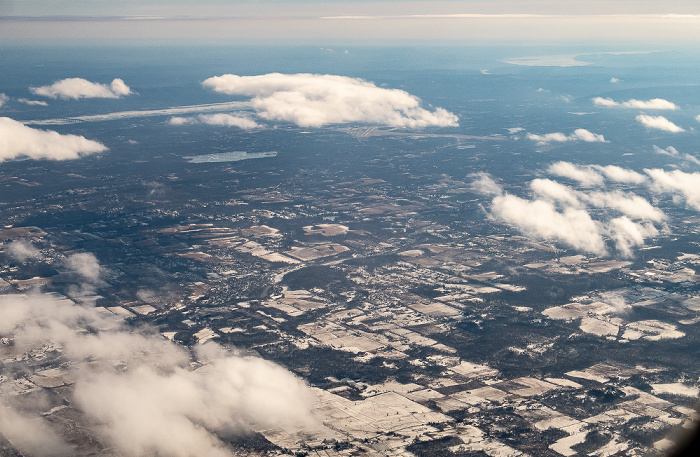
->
[470,172,503,196]
[527,131,568,143]
[592,97,618,107]
[30,78,132,100]
[683,154,700,166]
[645,168,700,210]
[0,117,107,162]
[480,163,668,258]
[168,116,191,125]
[6,240,42,263]
[600,291,630,315]
[651,145,700,166]
[169,113,261,129]
[0,93,8,108]
[623,99,678,110]
[608,217,659,258]
[202,73,458,128]
[0,407,72,457]
[28,101,250,127]
[585,190,666,222]
[491,193,607,255]
[0,282,316,456]
[593,97,678,110]
[547,161,605,187]
[530,178,582,207]
[507,127,524,134]
[571,128,607,142]
[593,165,646,184]
[636,114,684,133]
[65,252,102,283]
[75,352,315,457]
[653,145,679,157]
[527,128,606,144]
[17,98,49,106]
[610,77,620,83]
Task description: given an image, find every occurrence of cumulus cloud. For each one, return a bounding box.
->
[645,168,700,210]
[610,77,620,84]
[609,216,659,258]
[592,97,617,107]
[169,113,260,129]
[624,99,678,110]
[0,275,316,456]
[593,165,646,184]
[592,97,678,110]
[526,128,606,144]
[636,114,684,133]
[30,78,132,100]
[202,73,458,128]
[491,193,608,255]
[530,178,582,207]
[0,93,8,108]
[475,162,669,257]
[547,161,605,187]
[76,353,315,457]
[0,117,107,161]
[585,190,666,222]
[17,98,48,106]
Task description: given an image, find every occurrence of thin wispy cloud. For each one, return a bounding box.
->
[169,113,260,129]
[24,101,250,126]
[652,145,700,165]
[653,145,680,157]
[321,13,700,20]
[202,73,459,128]
[0,93,8,108]
[65,252,103,283]
[30,78,132,100]
[17,98,49,106]
[0,117,107,161]
[6,240,42,263]
[470,172,503,196]
[636,114,684,133]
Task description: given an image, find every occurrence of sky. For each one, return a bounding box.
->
[3,0,700,44]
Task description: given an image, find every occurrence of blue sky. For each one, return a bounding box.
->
[3,0,700,44]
